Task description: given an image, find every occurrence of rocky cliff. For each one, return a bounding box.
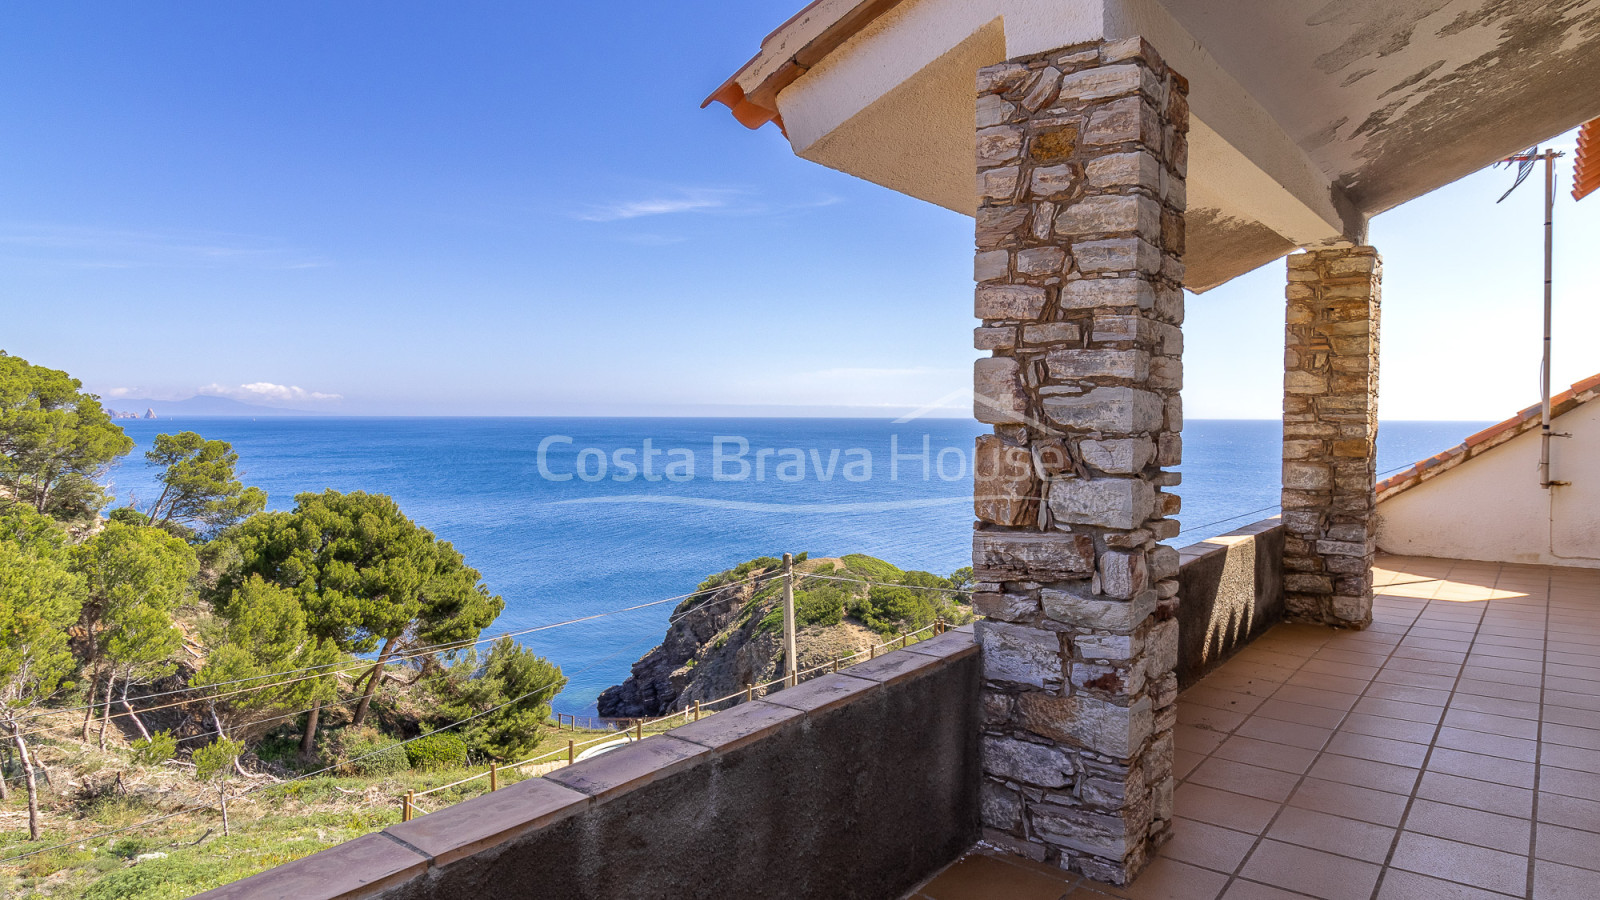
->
[596,554,973,718]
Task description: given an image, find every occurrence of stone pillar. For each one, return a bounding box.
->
[970,37,1186,886]
[1281,247,1381,628]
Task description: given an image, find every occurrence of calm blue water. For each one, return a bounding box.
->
[105,417,1486,713]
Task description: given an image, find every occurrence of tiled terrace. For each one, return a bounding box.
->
[913,555,1600,900]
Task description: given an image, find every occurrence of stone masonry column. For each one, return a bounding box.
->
[969,38,1186,885]
[1281,248,1381,628]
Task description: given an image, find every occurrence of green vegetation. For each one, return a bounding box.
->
[141,431,267,537]
[719,553,971,638]
[0,354,134,521]
[0,352,567,898]
[129,731,177,767]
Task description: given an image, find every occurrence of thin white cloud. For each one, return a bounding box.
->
[575,188,843,224]
[0,222,329,270]
[199,382,343,404]
[576,190,738,222]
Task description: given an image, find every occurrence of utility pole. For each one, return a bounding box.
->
[1538,148,1560,488]
[781,553,797,687]
[1498,147,1566,487]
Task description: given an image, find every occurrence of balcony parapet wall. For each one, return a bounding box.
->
[195,628,981,900]
[1174,518,1285,688]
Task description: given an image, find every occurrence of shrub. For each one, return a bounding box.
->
[130,731,177,767]
[83,854,228,900]
[323,727,411,777]
[855,584,937,636]
[841,554,903,582]
[405,732,469,771]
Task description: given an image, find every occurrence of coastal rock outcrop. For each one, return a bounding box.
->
[596,554,973,718]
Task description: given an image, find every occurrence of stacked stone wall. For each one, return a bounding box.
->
[969,37,1187,885]
[1281,248,1381,627]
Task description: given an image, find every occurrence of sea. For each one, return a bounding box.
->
[105,417,1488,714]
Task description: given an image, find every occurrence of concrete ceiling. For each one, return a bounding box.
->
[1161,0,1600,217]
[709,0,1600,291]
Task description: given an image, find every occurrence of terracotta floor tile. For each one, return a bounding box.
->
[1235,715,1334,751]
[918,852,1077,900]
[1537,764,1600,803]
[1447,693,1541,721]
[1264,805,1396,864]
[1176,723,1229,755]
[1541,743,1600,774]
[1271,685,1359,713]
[1535,822,1600,870]
[1544,689,1600,713]
[1189,757,1302,803]
[1440,708,1540,741]
[1179,703,1249,734]
[1467,653,1543,675]
[1537,791,1600,832]
[1338,712,1437,745]
[1174,748,1205,782]
[1250,700,1346,731]
[1158,817,1258,874]
[1219,881,1313,900]
[1365,682,1454,707]
[1308,753,1421,795]
[1186,686,1269,716]
[1350,696,1445,725]
[1325,732,1431,768]
[1374,869,1518,900]
[1287,778,1410,828]
[1415,770,1534,819]
[1454,678,1543,703]
[1284,670,1371,696]
[1101,857,1227,900]
[1433,726,1538,763]
[1389,832,1530,897]
[1541,722,1600,752]
[1380,657,1462,678]
[1543,705,1600,731]
[1546,675,1600,695]
[1371,667,1458,692]
[1298,658,1379,681]
[1533,859,1594,900]
[1212,735,1320,775]
[1403,798,1531,855]
[1427,747,1535,789]
[1175,783,1282,834]
[1237,839,1380,900]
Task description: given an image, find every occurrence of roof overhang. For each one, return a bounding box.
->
[708,0,1600,292]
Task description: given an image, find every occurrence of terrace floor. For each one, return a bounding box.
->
[912,554,1600,900]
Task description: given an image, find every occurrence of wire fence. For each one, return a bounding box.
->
[398,617,953,818]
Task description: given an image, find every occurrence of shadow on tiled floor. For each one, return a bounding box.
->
[910,555,1600,900]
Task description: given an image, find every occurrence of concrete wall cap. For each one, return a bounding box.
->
[382,775,588,868]
[666,699,804,754]
[842,646,945,686]
[903,628,980,663]
[759,672,879,715]
[192,832,428,900]
[542,733,709,803]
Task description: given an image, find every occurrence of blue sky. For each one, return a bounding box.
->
[2,2,1596,420]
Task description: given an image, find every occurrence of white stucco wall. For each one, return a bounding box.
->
[1376,401,1600,569]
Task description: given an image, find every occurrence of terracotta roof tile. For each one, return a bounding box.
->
[1377,370,1600,501]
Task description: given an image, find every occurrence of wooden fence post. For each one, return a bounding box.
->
[490,761,498,792]
[567,740,575,765]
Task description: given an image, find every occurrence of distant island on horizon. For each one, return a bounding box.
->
[102,395,327,418]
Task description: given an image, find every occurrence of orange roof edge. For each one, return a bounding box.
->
[702,0,906,134]
[1378,371,1600,499]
